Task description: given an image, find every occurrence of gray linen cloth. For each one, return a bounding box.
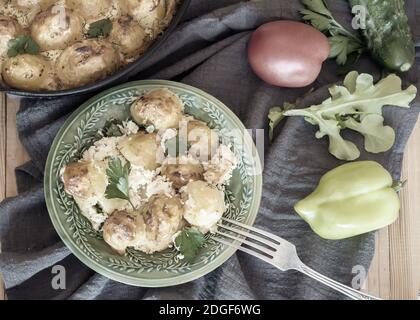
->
[0,0,419,300]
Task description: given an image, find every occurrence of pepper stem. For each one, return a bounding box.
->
[392,180,407,193]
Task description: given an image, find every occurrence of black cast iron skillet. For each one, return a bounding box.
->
[0,0,191,98]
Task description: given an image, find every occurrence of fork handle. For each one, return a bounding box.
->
[298,263,381,300]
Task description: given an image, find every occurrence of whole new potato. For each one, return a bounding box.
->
[103,210,145,254]
[55,39,120,89]
[109,15,148,59]
[248,20,330,88]
[118,132,159,170]
[130,88,184,130]
[31,6,84,50]
[2,54,57,91]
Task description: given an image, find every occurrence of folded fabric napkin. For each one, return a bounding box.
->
[1,0,419,300]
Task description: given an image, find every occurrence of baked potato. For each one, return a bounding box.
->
[182,180,225,233]
[2,53,57,90]
[118,132,159,170]
[109,15,148,59]
[30,6,84,50]
[62,161,107,199]
[103,210,145,254]
[130,88,184,130]
[55,39,120,88]
[161,156,204,189]
[135,194,184,253]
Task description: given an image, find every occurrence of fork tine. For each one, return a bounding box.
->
[222,218,283,244]
[215,230,275,256]
[217,222,278,249]
[213,236,274,264]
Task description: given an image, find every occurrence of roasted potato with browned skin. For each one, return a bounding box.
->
[135,194,184,253]
[130,88,184,130]
[62,161,107,199]
[103,210,145,254]
[2,54,57,91]
[109,15,148,59]
[30,6,84,51]
[55,39,120,88]
[118,132,159,170]
[161,156,204,189]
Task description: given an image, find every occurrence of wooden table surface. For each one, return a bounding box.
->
[1,93,419,300]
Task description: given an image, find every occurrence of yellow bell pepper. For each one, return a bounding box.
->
[294,161,400,240]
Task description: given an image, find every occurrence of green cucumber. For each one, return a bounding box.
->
[349,0,415,72]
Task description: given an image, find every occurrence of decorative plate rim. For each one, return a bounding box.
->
[44,80,262,287]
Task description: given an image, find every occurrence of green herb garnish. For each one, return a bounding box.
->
[87,18,113,38]
[174,228,205,260]
[300,0,364,66]
[7,35,40,57]
[105,157,134,208]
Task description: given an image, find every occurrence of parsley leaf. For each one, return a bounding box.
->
[105,157,134,208]
[328,35,363,66]
[300,9,332,31]
[301,0,334,17]
[174,228,205,260]
[7,35,40,57]
[300,0,364,66]
[87,18,113,38]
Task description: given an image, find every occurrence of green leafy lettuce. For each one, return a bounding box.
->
[268,71,417,161]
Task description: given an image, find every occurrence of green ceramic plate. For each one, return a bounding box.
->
[44,80,262,287]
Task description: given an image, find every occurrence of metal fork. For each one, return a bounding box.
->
[213,218,380,300]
